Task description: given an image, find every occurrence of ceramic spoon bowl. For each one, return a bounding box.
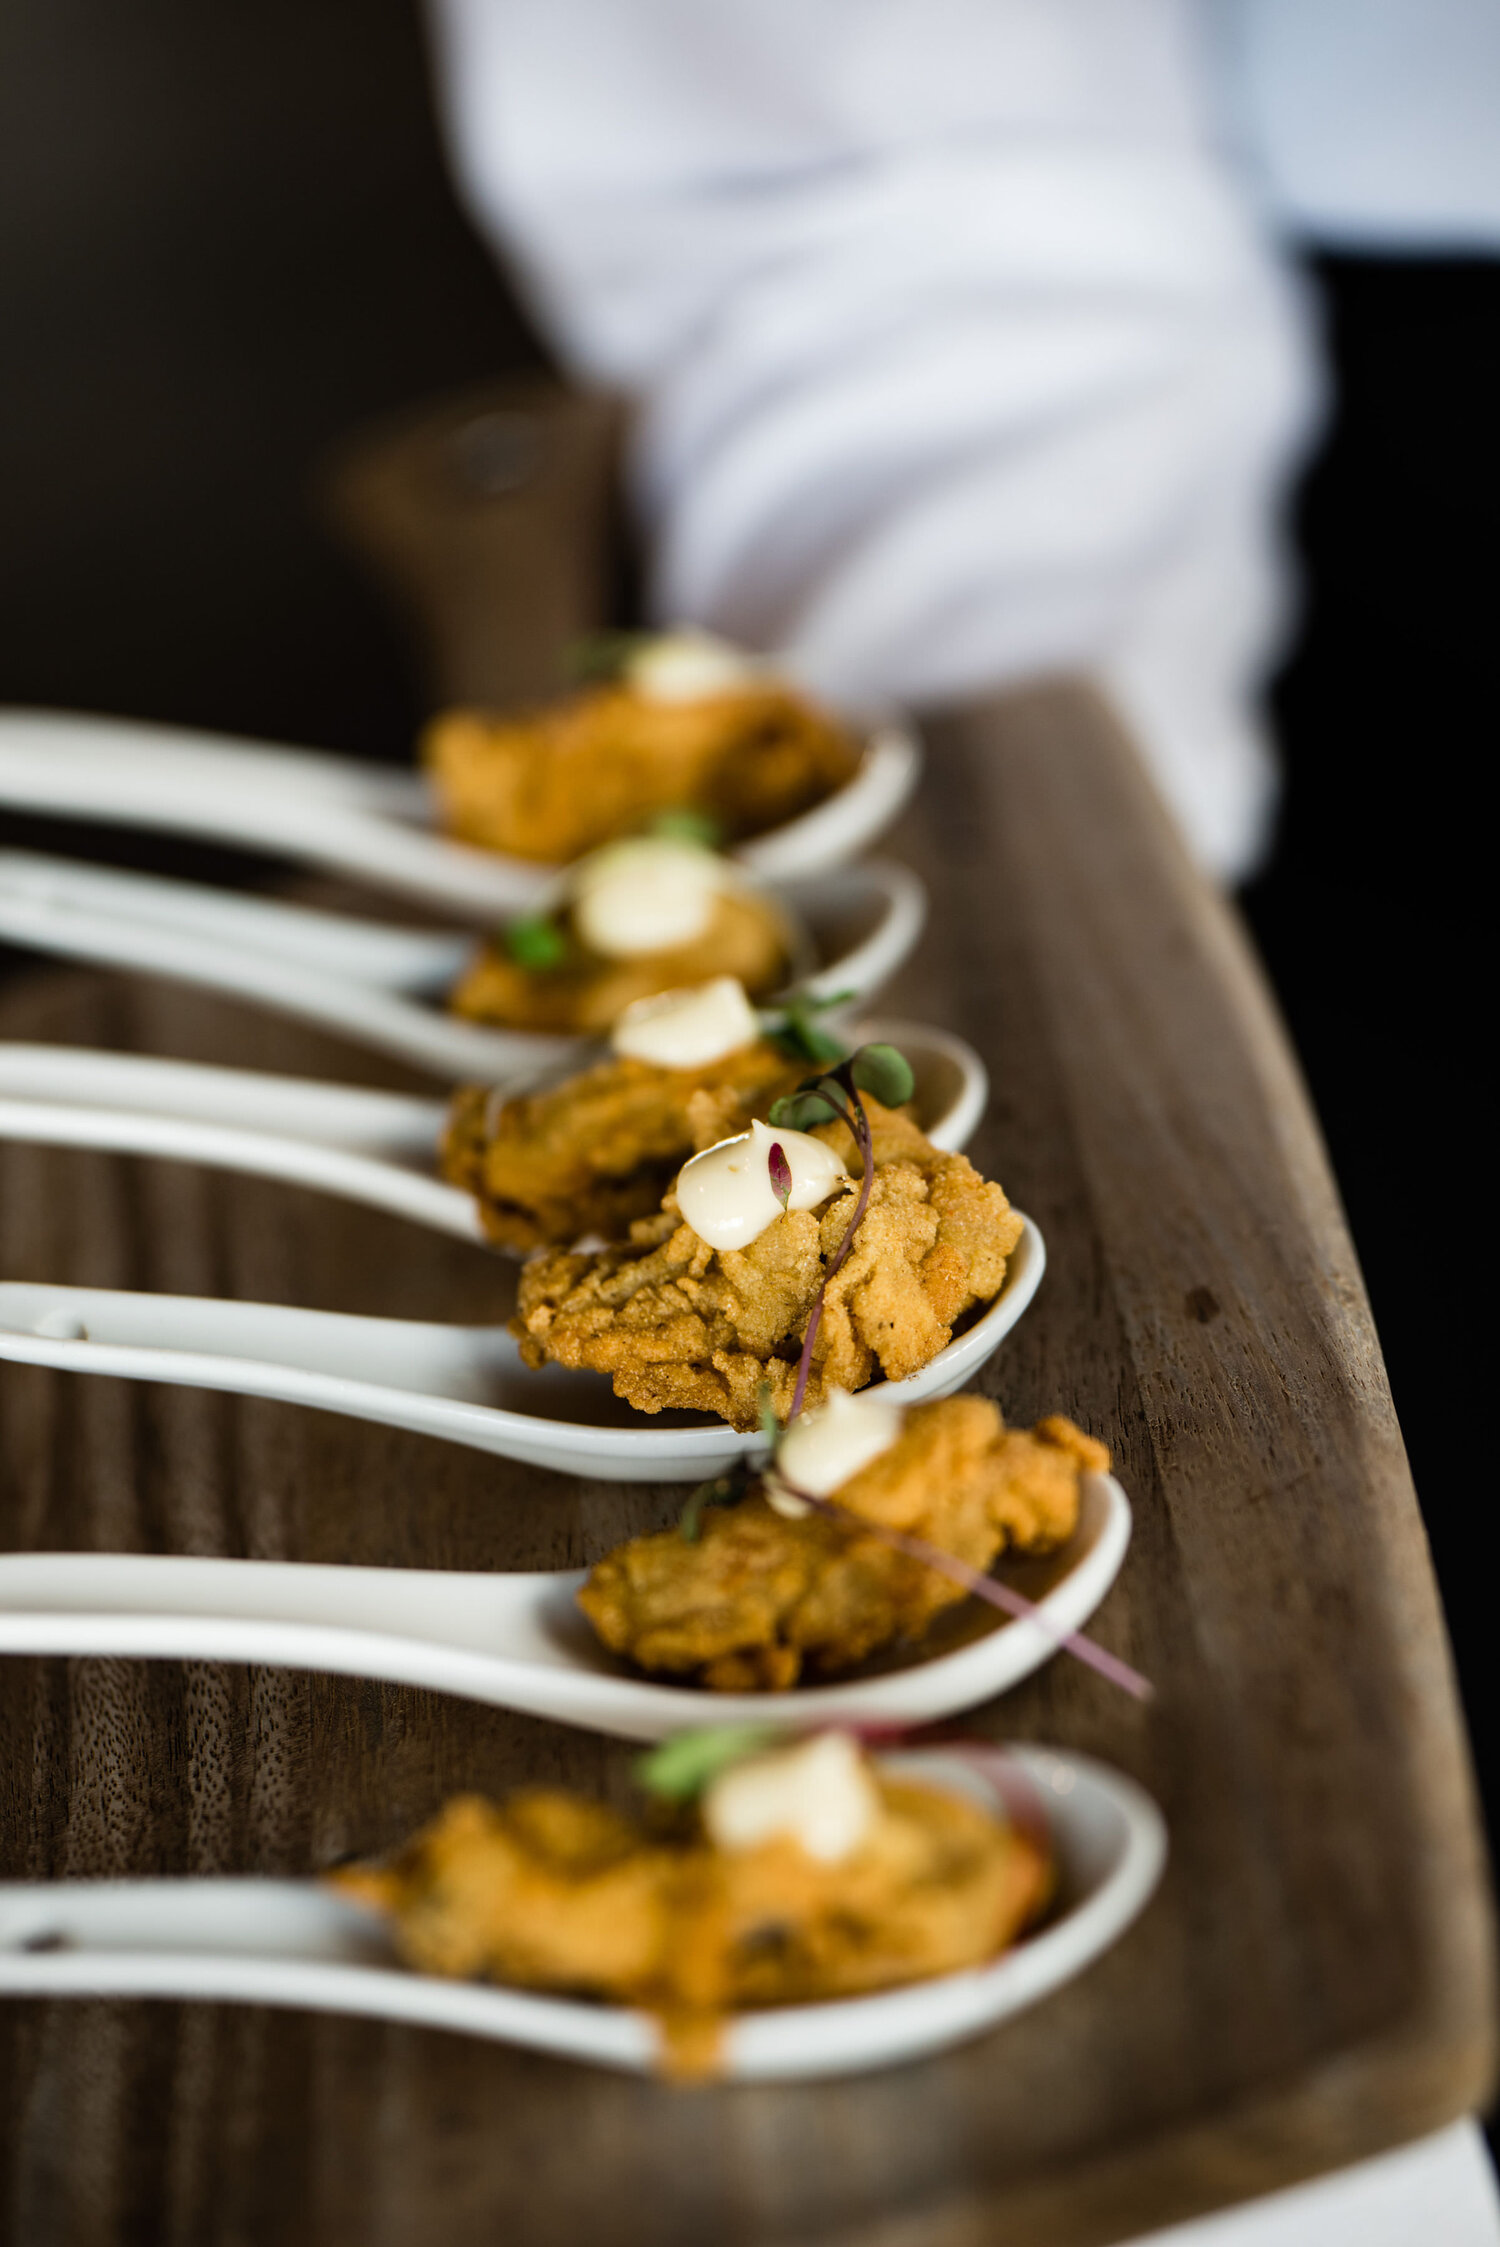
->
[0,1016,988,1246]
[0,1471,1129,1739]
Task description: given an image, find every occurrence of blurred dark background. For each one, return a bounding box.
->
[1,0,1495,1869]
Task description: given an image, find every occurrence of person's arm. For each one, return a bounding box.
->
[424,0,1319,880]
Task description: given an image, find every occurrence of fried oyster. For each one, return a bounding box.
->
[423,675,859,865]
[332,1746,1049,2073]
[511,1105,1023,1426]
[448,883,792,1033]
[441,1040,806,1253]
[580,1402,1107,1690]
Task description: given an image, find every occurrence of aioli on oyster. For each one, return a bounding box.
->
[448,838,794,1033]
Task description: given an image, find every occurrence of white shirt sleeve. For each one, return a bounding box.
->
[425,0,1321,879]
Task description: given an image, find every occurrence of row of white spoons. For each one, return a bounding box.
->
[0,705,1162,2078]
[0,706,921,916]
[0,846,925,1079]
[0,1014,984,1244]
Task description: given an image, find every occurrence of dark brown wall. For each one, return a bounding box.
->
[0,0,545,757]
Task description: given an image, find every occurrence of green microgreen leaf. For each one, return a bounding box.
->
[564,629,654,684]
[635,1723,787,1803]
[767,1073,853,1134]
[678,1473,740,1543]
[766,1090,823,1132]
[757,1382,782,1453]
[849,1043,915,1108]
[647,806,726,850]
[763,989,854,1066]
[787,1022,846,1064]
[504,914,570,970]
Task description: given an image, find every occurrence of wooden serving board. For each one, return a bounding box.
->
[0,388,1493,2246]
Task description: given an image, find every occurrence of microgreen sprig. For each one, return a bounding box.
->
[766,1044,915,1423]
[646,806,726,850]
[636,1723,785,1801]
[673,1038,1150,1699]
[565,628,655,684]
[678,1471,746,1544]
[504,912,570,971]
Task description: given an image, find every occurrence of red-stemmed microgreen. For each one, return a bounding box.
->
[677,1472,745,1544]
[768,1470,1152,1701]
[674,1454,1151,1699]
[676,1388,777,1540]
[675,1037,1153,1702]
[767,1044,915,1424]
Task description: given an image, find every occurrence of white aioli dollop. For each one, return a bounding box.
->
[676,1117,848,1253]
[765,1386,907,1520]
[570,838,722,959]
[703,1731,880,1865]
[628,627,759,705]
[610,976,761,1069]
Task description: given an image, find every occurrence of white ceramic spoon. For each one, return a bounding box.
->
[0,708,921,916]
[0,1472,1129,1740]
[0,1018,988,1245]
[0,1745,1165,2080]
[0,849,925,1081]
[0,1214,1043,1480]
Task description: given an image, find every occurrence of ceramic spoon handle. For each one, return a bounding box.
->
[0,1875,658,2069]
[0,1876,387,1967]
[0,849,469,984]
[0,713,548,917]
[0,1099,482,1239]
[0,1280,514,1396]
[0,709,429,809]
[0,1047,447,1150]
[0,1549,553,1635]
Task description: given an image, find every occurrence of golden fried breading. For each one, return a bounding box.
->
[580,1402,1107,1688]
[423,681,860,863]
[441,1040,806,1252]
[333,1770,1049,2062]
[448,888,791,1032]
[511,1104,1024,1426]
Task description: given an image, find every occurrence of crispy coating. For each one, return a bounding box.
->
[448,888,792,1032]
[333,1769,1049,2070]
[441,1040,806,1252]
[580,1402,1108,1689]
[511,1104,1024,1426]
[423,681,860,863]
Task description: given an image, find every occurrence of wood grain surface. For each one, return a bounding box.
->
[1,386,1494,2246]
